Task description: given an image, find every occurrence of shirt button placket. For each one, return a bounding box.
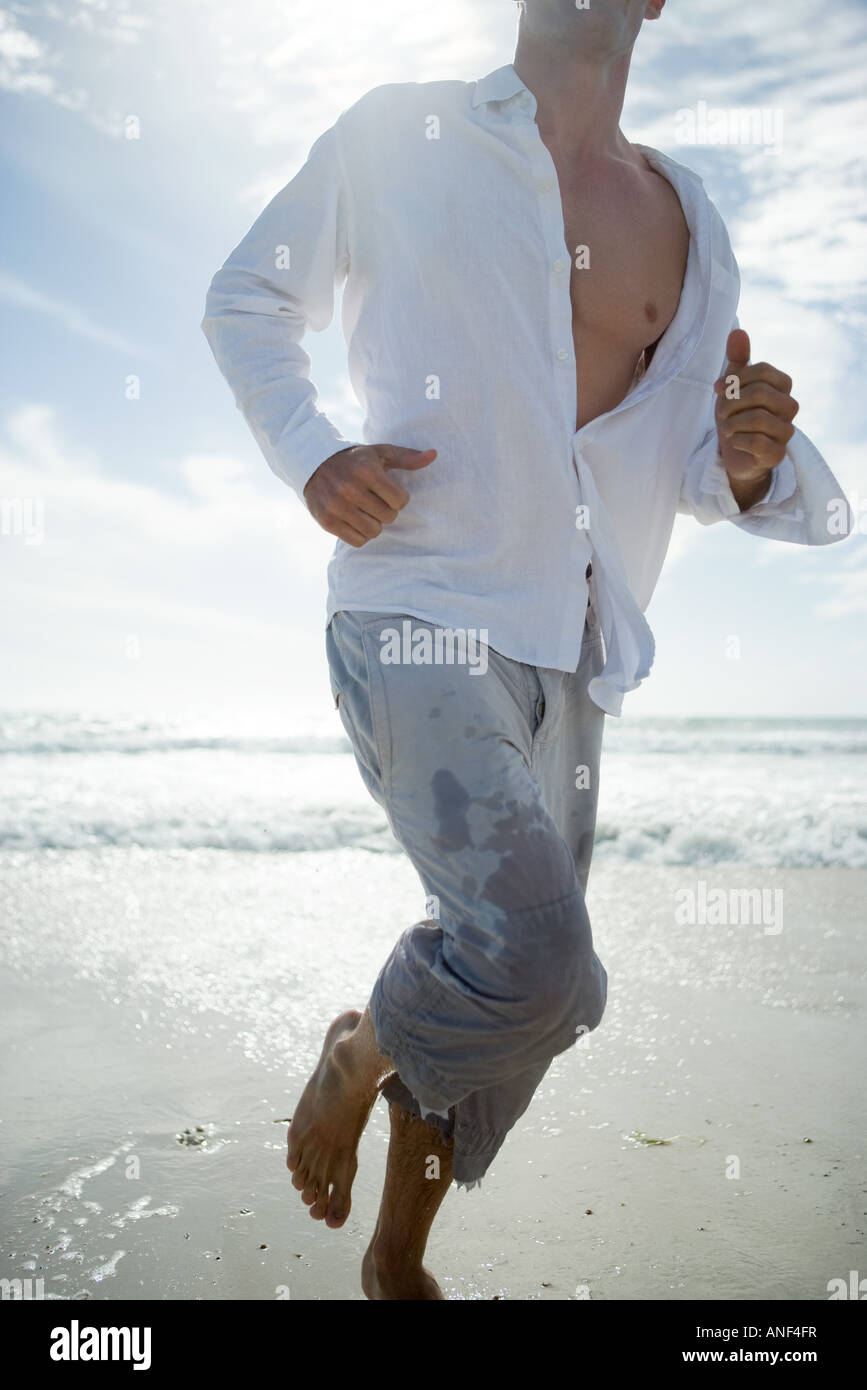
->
[520,108,575,420]
[516,89,586,668]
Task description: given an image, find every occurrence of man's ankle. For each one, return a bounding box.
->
[370,1228,424,1271]
[334,1009,394,1079]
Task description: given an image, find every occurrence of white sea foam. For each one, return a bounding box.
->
[1,712,864,867]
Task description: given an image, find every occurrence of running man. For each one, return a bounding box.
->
[201,0,851,1299]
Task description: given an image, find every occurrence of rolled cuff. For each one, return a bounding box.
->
[693,447,800,519]
[756,454,797,506]
[265,414,362,499]
[680,423,855,544]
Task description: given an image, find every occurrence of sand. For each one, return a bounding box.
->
[0,849,864,1300]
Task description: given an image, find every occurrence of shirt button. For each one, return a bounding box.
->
[537,177,554,193]
[553,258,567,273]
[557,348,570,361]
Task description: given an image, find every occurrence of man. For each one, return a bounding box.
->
[201,0,851,1299]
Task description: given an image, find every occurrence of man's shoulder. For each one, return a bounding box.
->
[337,76,472,130]
[633,141,738,276]
[632,139,711,198]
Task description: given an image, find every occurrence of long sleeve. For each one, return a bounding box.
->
[678,317,853,545]
[200,121,360,500]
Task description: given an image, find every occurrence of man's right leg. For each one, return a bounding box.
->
[287,1006,395,1229]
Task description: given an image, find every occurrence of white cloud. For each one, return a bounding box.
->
[812,566,867,618]
[0,271,157,359]
[0,8,52,95]
[0,404,335,713]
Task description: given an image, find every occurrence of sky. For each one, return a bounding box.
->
[1,0,865,723]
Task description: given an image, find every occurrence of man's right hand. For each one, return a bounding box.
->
[303,444,437,547]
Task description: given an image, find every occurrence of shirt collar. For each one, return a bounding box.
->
[472,67,703,194]
[471,63,533,111]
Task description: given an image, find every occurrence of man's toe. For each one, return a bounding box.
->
[309,1186,330,1221]
[290,1163,309,1192]
[326,1182,350,1228]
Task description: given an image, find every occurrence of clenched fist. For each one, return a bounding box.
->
[303,444,437,547]
[713,328,799,510]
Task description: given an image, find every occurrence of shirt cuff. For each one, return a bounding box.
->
[266,413,361,499]
[701,448,799,514]
[696,448,741,517]
[754,455,797,507]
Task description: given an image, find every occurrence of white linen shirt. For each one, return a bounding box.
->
[201,63,852,715]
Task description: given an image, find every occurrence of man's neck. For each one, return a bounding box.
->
[512,42,633,161]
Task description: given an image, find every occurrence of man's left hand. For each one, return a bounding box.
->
[713,328,799,509]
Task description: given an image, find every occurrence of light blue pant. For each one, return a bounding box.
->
[326,606,608,1187]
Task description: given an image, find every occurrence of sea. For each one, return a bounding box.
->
[1,711,865,868]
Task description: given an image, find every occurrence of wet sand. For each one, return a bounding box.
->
[1,850,864,1299]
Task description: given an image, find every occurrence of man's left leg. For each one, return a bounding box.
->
[361,1102,454,1300]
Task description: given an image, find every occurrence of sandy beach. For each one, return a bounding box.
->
[1,848,863,1301]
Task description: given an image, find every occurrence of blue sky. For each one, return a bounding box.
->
[1,0,865,722]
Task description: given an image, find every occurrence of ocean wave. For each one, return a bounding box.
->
[0,807,401,854]
[1,713,865,758]
[1,811,864,866]
[0,733,349,756]
[603,725,867,758]
[0,711,348,756]
[592,820,867,869]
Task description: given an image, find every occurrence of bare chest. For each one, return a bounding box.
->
[550,156,691,426]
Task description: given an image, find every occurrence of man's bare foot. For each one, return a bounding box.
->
[361,1238,445,1300]
[286,1008,390,1229]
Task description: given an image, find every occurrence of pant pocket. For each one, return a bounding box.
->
[327,613,390,806]
[326,614,346,710]
[358,620,397,801]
